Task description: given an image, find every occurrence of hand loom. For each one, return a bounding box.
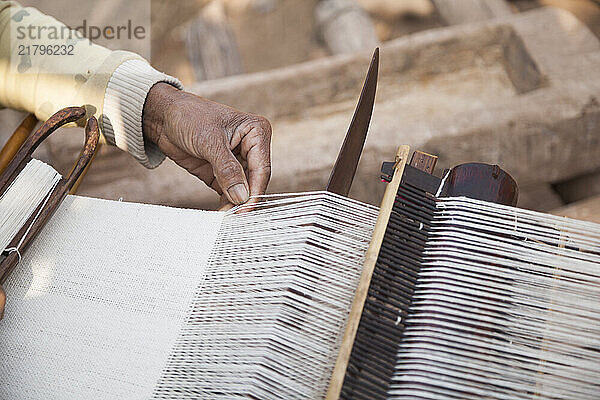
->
[0,51,599,400]
[0,107,99,284]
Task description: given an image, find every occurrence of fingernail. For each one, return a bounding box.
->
[228,183,249,204]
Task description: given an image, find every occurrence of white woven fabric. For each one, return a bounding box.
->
[0,195,224,399]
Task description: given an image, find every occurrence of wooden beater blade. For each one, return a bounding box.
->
[326,48,379,196]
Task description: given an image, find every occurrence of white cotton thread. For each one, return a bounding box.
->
[435,169,451,197]
[17,177,60,252]
[390,196,600,399]
[3,248,21,263]
[151,192,379,399]
[2,185,599,400]
[0,191,378,400]
[0,159,61,254]
[0,159,61,266]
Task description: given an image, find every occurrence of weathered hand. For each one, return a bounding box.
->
[143,83,272,209]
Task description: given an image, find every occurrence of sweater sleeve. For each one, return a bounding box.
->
[0,1,181,168]
[102,60,182,168]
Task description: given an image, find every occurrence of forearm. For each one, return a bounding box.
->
[102,61,181,167]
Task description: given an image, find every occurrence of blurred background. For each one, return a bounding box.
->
[2,0,600,222]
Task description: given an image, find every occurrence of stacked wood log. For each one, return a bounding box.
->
[432,0,513,25]
[184,0,244,81]
[315,0,379,55]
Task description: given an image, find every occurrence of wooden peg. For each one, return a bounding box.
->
[410,150,438,174]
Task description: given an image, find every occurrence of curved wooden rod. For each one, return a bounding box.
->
[0,107,100,284]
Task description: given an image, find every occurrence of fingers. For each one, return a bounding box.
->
[239,117,272,197]
[154,134,225,195]
[0,285,6,320]
[157,112,251,205]
[210,142,250,205]
[149,91,271,205]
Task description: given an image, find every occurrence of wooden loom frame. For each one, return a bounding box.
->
[326,145,411,399]
[0,106,100,284]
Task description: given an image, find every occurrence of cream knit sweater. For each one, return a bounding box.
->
[0,1,182,168]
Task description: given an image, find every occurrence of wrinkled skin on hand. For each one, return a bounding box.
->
[143,83,272,210]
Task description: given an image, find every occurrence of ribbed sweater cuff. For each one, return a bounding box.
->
[101,60,183,168]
